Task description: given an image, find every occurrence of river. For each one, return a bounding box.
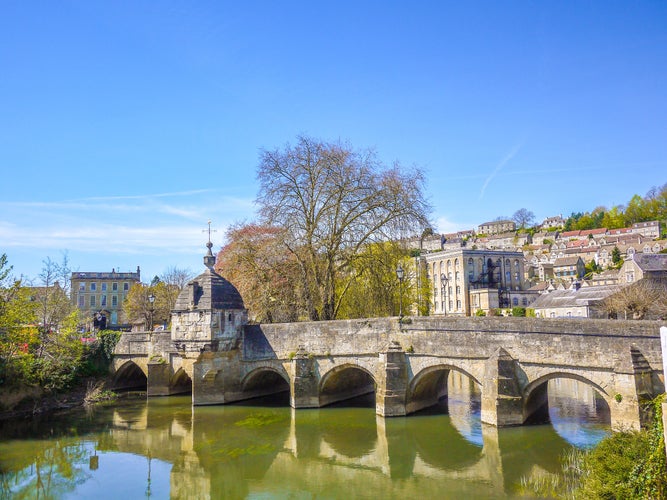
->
[0,375,610,499]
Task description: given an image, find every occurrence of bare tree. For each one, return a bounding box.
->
[601,280,667,320]
[159,266,195,313]
[257,135,431,320]
[512,208,535,229]
[160,266,194,290]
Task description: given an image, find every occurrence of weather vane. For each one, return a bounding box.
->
[203,219,217,243]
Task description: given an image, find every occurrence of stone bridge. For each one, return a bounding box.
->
[113,316,665,430]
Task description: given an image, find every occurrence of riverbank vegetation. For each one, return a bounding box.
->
[0,253,121,415]
[522,395,667,499]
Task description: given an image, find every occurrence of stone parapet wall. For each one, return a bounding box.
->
[247,317,662,365]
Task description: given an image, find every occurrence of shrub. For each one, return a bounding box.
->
[574,395,667,499]
[511,307,526,317]
[475,309,486,317]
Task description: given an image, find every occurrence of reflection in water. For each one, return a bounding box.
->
[548,378,610,448]
[0,377,611,499]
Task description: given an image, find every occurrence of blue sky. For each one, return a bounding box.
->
[1,1,665,283]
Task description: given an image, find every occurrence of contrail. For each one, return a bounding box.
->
[479,142,523,199]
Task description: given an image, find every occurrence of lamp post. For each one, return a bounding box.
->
[148,293,155,332]
[440,273,448,316]
[396,265,405,320]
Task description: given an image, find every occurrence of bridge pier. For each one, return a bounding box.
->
[480,348,524,427]
[147,362,172,396]
[376,342,408,417]
[290,349,319,408]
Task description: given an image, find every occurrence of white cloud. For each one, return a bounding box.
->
[479,142,523,200]
[434,215,472,234]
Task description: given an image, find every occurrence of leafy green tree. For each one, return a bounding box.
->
[611,246,623,268]
[584,259,601,279]
[601,205,626,229]
[123,282,173,330]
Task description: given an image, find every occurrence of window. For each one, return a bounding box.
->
[112,282,118,291]
[112,295,118,307]
[522,298,528,306]
[449,300,453,310]
[455,271,460,282]
[101,283,107,291]
[90,296,96,307]
[78,295,84,307]
[90,283,96,291]
[456,285,461,294]
[512,297,519,306]
[456,300,461,309]
[123,282,129,291]
[79,282,85,291]
[514,272,520,281]
[101,295,107,306]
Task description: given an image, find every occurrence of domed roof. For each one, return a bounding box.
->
[173,268,245,312]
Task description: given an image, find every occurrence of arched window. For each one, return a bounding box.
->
[468,258,474,267]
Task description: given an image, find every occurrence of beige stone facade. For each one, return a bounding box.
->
[478,220,516,235]
[424,249,533,315]
[70,267,141,328]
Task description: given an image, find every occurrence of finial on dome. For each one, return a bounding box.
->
[203,220,217,269]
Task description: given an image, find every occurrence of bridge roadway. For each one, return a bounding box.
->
[112,316,665,430]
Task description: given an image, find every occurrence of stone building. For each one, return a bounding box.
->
[530,284,617,319]
[424,249,536,316]
[632,221,661,239]
[477,220,516,235]
[540,215,565,229]
[618,253,667,285]
[552,256,585,281]
[171,240,248,353]
[71,267,141,329]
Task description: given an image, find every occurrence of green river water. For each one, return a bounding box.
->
[0,376,609,499]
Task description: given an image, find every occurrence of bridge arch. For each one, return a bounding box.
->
[113,360,148,390]
[237,364,290,402]
[407,364,481,415]
[242,366,290,391]
[319,363,377,407]
[170,367,192,395]
[523,372,611,424]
